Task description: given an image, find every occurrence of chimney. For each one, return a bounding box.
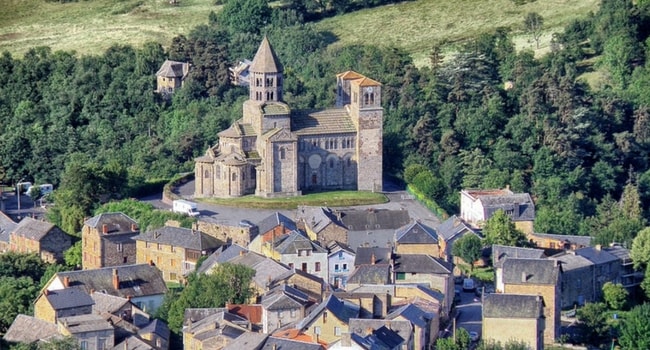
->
[127,295,132,301]
[341,332,352,346]
[131,223,138,232]
[272,344,277,350]
[596,244,602,251]
[63,276,70,288]
[521,272,527,283]
[102,224,109,234]
[366,327,374,336]
[44,289,49,296]
[240,250,245,256]
[371,252,376,265]
[148,259,155,266]
[90,289,95,295]
[112,269,120,290]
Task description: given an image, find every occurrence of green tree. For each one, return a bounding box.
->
[452,234,483,274]
[602,282,628,310]
[483,209,527,246]
[631,227,650,270]
[64,241,82,269]
[435,328,471,350]
[618,303,650,349]
[219,0,272,34]
[524,12,544,49]
[161,263,255,332]
[0,276,39,333]
[576,302,611,345]
[404,164,429,184]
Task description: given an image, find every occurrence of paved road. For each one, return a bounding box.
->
[148,177,443,228]
[1,190,46,221]
[456,287,483,343]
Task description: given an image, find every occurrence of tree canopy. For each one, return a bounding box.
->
[483,210,527,247]
[452,234,483,273]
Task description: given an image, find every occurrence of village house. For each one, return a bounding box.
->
[346,318,413,350]
[182,308,251,350]
[574,245,622,300]
[33,287,95,323]
[386,303,436,350]
[9,217,72,263]
[499,258,561,344]
[344,209,411,251]
[134,226,222,282]
[226,303,263,332]
[0,211,17,253]
[43,264,168,314]
[483,293,545,350]
[550,250,596,308]
[394,220,439,256]
[195,38,384,199]
[58,314,115,350]
[222,332,269,350]
[328,241,356,289]
[492,245,546,293]
[296,294,361,345]
[261,229,328,281]
[329,326,405,350]
[155,60,191,97]
[260,284,311,333]
[460,187,535,233]
[296,206,348,245]
[527,232,592,251]
[435,215,481,266]
[194,216,259,247]
[248,212,296,253]
[82,212,139,270]
[392,254,453,316]
[604,243,644,292]
[3,314,59,345]
[268,268,327,302]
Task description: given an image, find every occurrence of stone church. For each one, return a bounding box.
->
[194,37,383,198]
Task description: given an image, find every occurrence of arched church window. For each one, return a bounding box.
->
[364,93,369,105]
[329,159,334,168]
[204,170,209,178]
[370,93,375,104]
[232,173,237,181]
[280,148,286,160]
[216,166,221,179]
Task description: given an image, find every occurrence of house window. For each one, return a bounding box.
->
[280,148,286,160]
[117,243,123,252]
[302,263,307,272]
[80,341,88,350]
[306,250,311,256]
[171,259,176,267]
[157,256,162,265]
[278,311,284,318]
[338,251,343,259]
[288,263,294,269]
[171,245,176,252]
[170,272,177,280]
[343,263,348,271]
[335,264,339,272]
[98,338,106,350]
[315,262,321,272]
[314,326,321,335]
[396,272,406,280]
[335,327,341,336]
[290,309,296,318]
[157,243,162,250]
[123,257,127,263]
[298,250,302,257]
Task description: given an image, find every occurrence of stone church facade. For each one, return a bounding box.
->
[195,37,383,198]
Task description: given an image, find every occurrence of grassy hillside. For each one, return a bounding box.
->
[0,0,216,57]
[0,0,598,65]
[315,0,599,66]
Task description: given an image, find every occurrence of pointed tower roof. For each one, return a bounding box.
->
[250,36,283,73]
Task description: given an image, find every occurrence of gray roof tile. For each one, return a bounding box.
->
[492,245,546,269]
[483,293,544,319]
[296,294,360,329]
[347,264,391,285]
[13,217,57,241]
[292,108,356,135]
[46,288,94,310]
[3,314,58,344]
[84,212,138,233]
[55,264,167,298]
[274,230,326,255]
[134,226,222,251]
[354,247,392,266]
[386,303,432,328]
[435,215,478,241]
[575,246,619,265]
[502,258,560,285]
[260,336,323,350]
[0,211,17,244]
[393,254,452,274]
[250,37,283,73]
[395,221,438,244]
[58,314,114,334]
[257,212,296,235]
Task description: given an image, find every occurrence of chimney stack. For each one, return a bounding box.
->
[102,224,109,234]
[521,272,527,283]
[596,244,602,251]
[131,223,138,232]
[63,276,70,288]
[371,252,376,265]
[113,269,120,290]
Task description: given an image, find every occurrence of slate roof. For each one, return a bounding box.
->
[0,211,17,244]
[196,244,249,274]
[479,192,535,222]
[223,332,268,350]
[250,36,283,73]
[59,314,114,334]
[53,264,167,298]
[393,254,452,274]
[529,232,592,248]
[502,258,560,285]
[225,251,290,289]
[386,303,432,328]
[3,314,59,344]
[296,206,341,235]
[346,264,391,285]
[262,284,310,311]
[13,217,57,241]
[327,241,355,256]
[274,230,326,255]
[296,294,360,329]
[45,288,94,310]
[138,319,170,340]
[155,60,190,78]
[91,292,131,314]
[84,212,138,233]
[355,247,392,266]
[257,212,296,235]
[351,325,405,350]
[134,226,222,251]
[260,336,323,350]
[340,209,411,232]
[435,215,478,241]
[292,108,356,135]
[483,293,544,319]
[183,308,250,332]
[549,251,593,271]
[575,246,620,265]
[492,245,546,269]
[395,220,438,244]
[603,244,633,264]
[112,335,155,350]
[348,318,412,344]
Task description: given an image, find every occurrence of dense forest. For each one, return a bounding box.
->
[0,0,649,246]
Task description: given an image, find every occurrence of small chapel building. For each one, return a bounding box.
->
[194,37,383,198]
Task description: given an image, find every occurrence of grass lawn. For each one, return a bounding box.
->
[1,0,598,65]
[199,190,388,210]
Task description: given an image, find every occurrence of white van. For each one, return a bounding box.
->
[16,182,32,194]
[172,199,200,217]
[26,184,54,197]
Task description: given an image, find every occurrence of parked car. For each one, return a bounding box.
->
[469,331,480,342]
[463,278,476,292]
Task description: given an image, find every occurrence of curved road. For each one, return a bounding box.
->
[143,178,442,228]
